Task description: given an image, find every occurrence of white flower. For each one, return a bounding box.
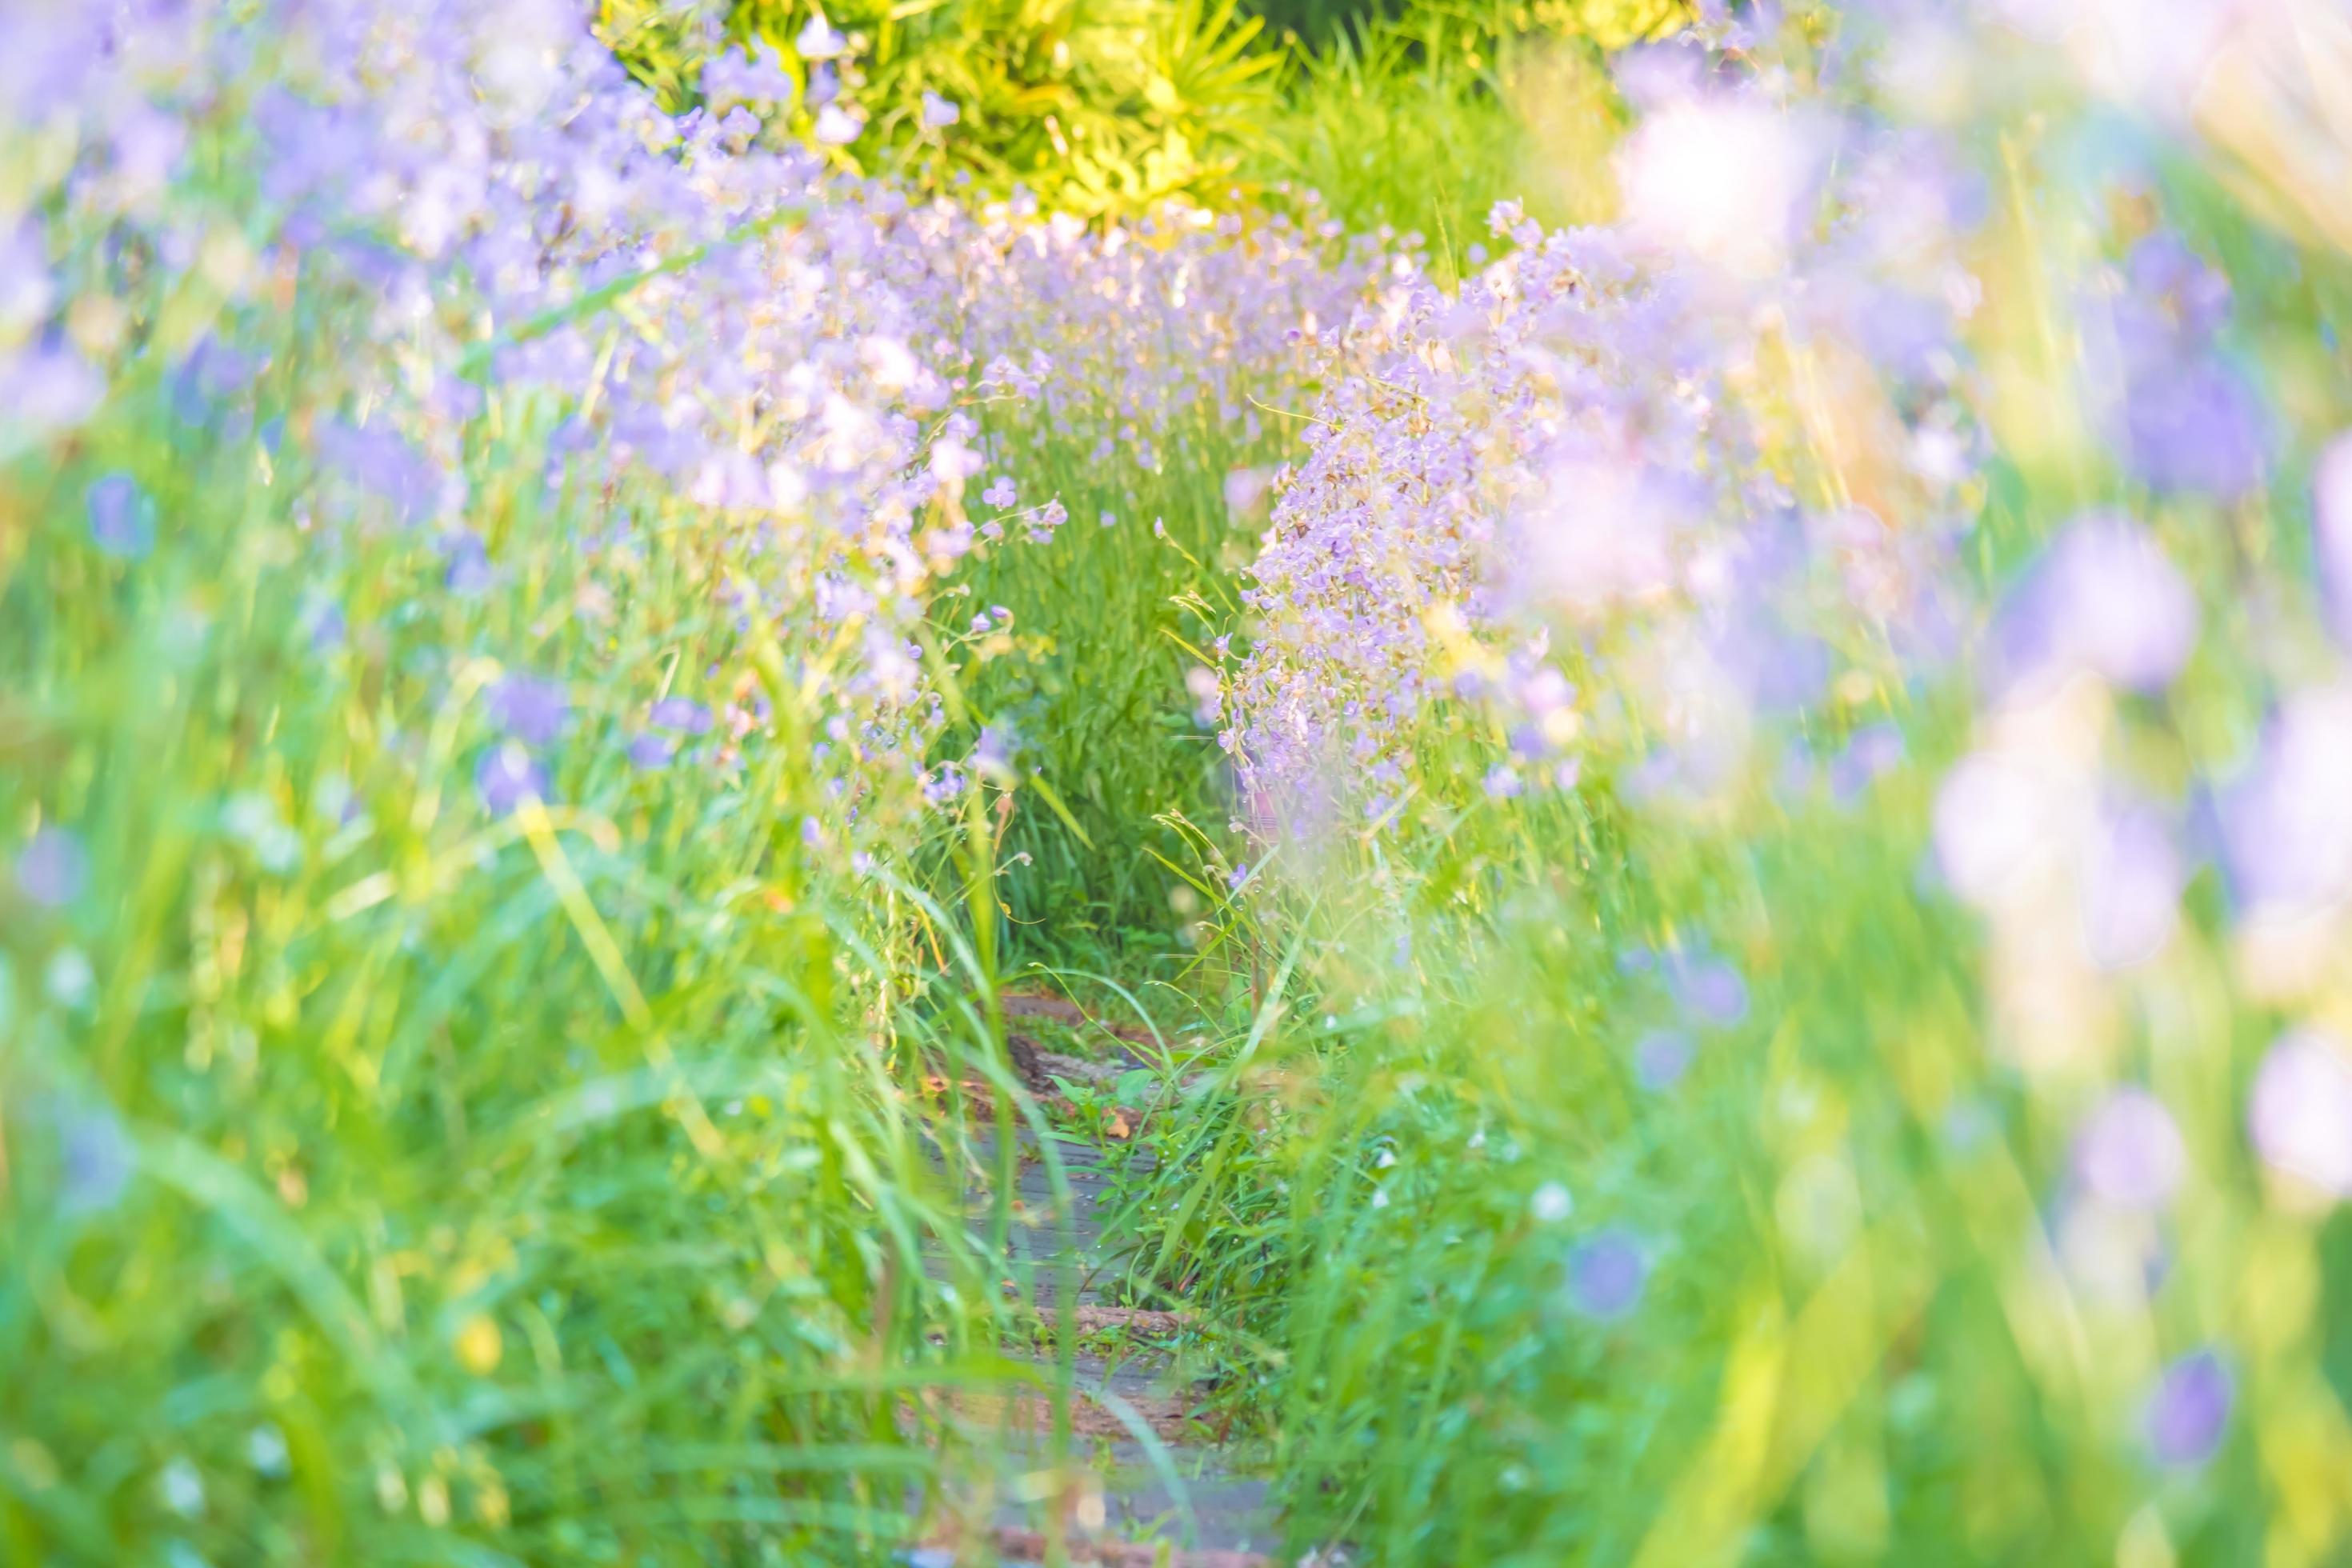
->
[794,14,848,60]
[813,104,863,146]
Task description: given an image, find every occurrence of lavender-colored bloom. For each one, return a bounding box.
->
[1995,514,2198,698]
[86,474,153,559]
[2215,686,2352,920]
[1670,952,1749,1029]
[304,598,346,651]
[16,827,87,908]
[650,697,713,734]
[974,723,1016,780]
[981,475,1017,509]
[920,91,959,130]
[2114,351,2266,502]
[2078,803,2180,970]
[2248,1030,2352,1199]
[58,1102,134,1215]
[2128,233,2232,346]
[0,342,104,436]
[488,677,568,746]
[476,746,547,816]
[314,419,437,525]
[2144,1350,2232,1468]
[444,532,494,595]
[2314,431,2352,652]
[1828,723,1905,803]
[626,734,674,770]
[1634,1030,1695,1090]
[170,338,258,426]
[703,43,794,106]
[2072,1089,2186,1211]
[1566,1229,1649,1321]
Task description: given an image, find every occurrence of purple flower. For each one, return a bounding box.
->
[2127,233,2232,346]
[2215,686,2352,920]
[2314,432,2352,652]
[86,474,153,559]
[2071,1089,2186,1211]
[170,337,258,426]
[2248,1030,2352,1199]
[488,677,568,746]
[1670,953,1749,1029]
[1995,514,2198,698]
[58,1102,134,1215]
[974,724,1016,780]
[476,746,547,816]
[703,42,794,106]
[16,827,87,908]
[304,598,346,652]
[920,90,959,130]
[1634,1030,1694,1090]
[2121,358,2266,501]
[0,343,103,436]
[2144,1350,2232,1468]
[1566,1229,1649,1321]
[626,734,674,770]
[442,532,494,595]
[981,475,1017,509]
[1828,724,1904,803]
[650,697,713,734]
[2078,804,2180,970]
[314,418,438,526]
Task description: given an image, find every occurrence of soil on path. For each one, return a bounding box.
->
[912,997,1308,1568]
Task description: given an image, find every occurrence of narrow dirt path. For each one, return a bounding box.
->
[909,993,1300,1567]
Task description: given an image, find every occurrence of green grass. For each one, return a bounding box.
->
[0,272,1094,1567]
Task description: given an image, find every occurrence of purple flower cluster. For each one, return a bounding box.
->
[1222,96,1982,830]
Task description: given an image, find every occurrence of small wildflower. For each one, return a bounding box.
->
[1566,1230,1648,1321]
[794,14,849,59]
[86,473,154,558]
[16,827,87,907]
[487,677,567,746]
[159,1458,204,1518]
[2072,1090,2186,1211]
[2144,1350,2232,1468]
[476,746,546,817]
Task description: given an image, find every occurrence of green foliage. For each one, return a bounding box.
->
[938,393,1273,965]
[597,0,1684,223]
[1242,0,1663,267]
[602,0,1282,215]
[0,213,1034,1568]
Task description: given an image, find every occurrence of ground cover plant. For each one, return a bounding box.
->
[9,0,2352,1565]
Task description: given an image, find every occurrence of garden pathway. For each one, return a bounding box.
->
[909,998,1295,1568]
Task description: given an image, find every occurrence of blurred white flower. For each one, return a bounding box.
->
[813,104,863,146]
[1617,95,1822,276]
[2072,1089,2186,1210]
[2249,1029,2352,1200]
[794,14,849,60]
